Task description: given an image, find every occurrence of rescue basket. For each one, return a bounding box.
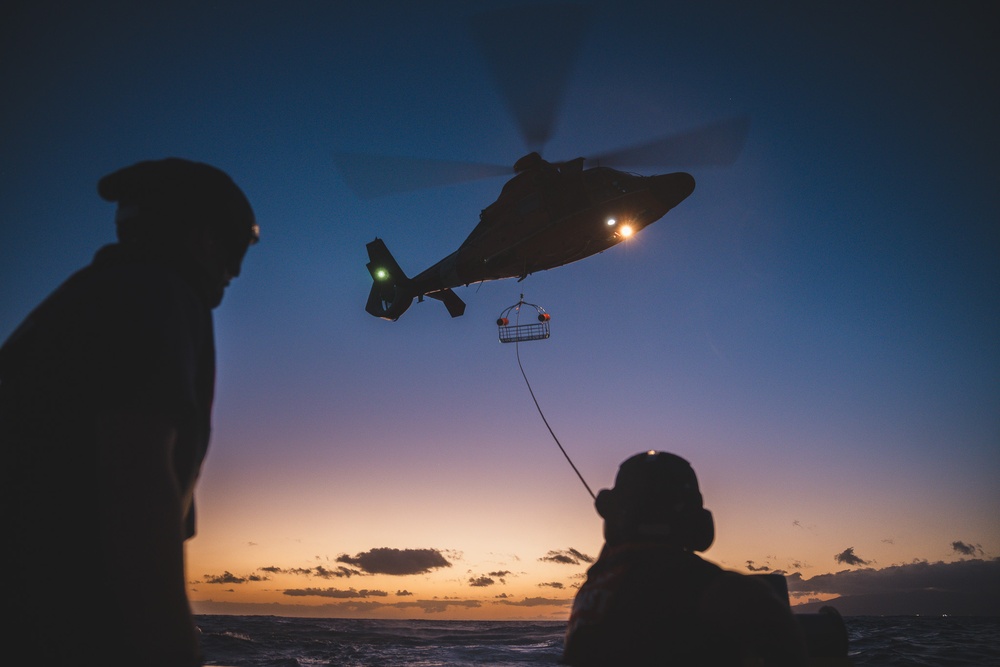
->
[497,297,550,343]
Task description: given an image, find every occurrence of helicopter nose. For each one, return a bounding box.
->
[651,172,696,210]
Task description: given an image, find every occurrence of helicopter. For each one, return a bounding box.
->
[337,4,749,321]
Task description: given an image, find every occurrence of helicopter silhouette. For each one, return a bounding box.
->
[335,4,749,321]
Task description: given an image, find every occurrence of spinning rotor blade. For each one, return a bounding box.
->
[333,152,510,199]
[468,3,593,152]
[588,116,751,168]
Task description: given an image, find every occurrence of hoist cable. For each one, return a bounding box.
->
[514,329,596,501]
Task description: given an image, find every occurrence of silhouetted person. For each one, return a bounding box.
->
[562,451,808,666]
[0,158,259,666]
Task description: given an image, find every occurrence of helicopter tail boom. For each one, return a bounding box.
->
[365,238,467,320]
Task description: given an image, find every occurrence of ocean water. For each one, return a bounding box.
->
[197,614,1000,666]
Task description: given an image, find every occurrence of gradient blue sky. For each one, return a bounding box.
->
[2,1,997,619]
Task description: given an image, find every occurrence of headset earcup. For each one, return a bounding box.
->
[689,508,715,552]
[595,489,616,520]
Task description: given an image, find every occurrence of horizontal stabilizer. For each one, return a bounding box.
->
[427,289,466,318]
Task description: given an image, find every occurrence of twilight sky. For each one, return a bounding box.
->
[2,0,997,619]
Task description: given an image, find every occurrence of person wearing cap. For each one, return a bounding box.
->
[562,451,807,666]
[0,158,259,666]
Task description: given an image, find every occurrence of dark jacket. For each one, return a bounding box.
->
[563,542,806,666]
[1,243,215,664]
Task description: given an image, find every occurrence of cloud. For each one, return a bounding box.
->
[314,565,363,578]
[203,571,255,585]
[396,590,413,596]
[746,560,770,572]
[283,587,388,599]
[320,600,386,614]
[276,590,485,614]
[786,557,1000,597]
[467,569,514,587]
[394,599,482,614]
[468,576,495,587]
[539,581,565,589]
[494,596,571,608]
[539,548,594,565]
[337,548,452,575]
[192,595,573,618]
[951,541,983,557]
[257,564,363,578]
[834,547,871,566]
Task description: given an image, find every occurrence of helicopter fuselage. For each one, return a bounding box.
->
[414,156,694,290]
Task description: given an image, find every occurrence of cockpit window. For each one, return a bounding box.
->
[584,168,630,198]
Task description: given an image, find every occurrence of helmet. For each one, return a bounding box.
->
[595,451,715,551]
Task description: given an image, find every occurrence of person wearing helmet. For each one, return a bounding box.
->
[0,158,259,666]
[562,451,808,666]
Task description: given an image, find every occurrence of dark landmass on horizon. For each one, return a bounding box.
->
[788,558,1000,616]
[794,589,1000,617]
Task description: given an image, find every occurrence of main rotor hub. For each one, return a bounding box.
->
[513,152,544,173]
